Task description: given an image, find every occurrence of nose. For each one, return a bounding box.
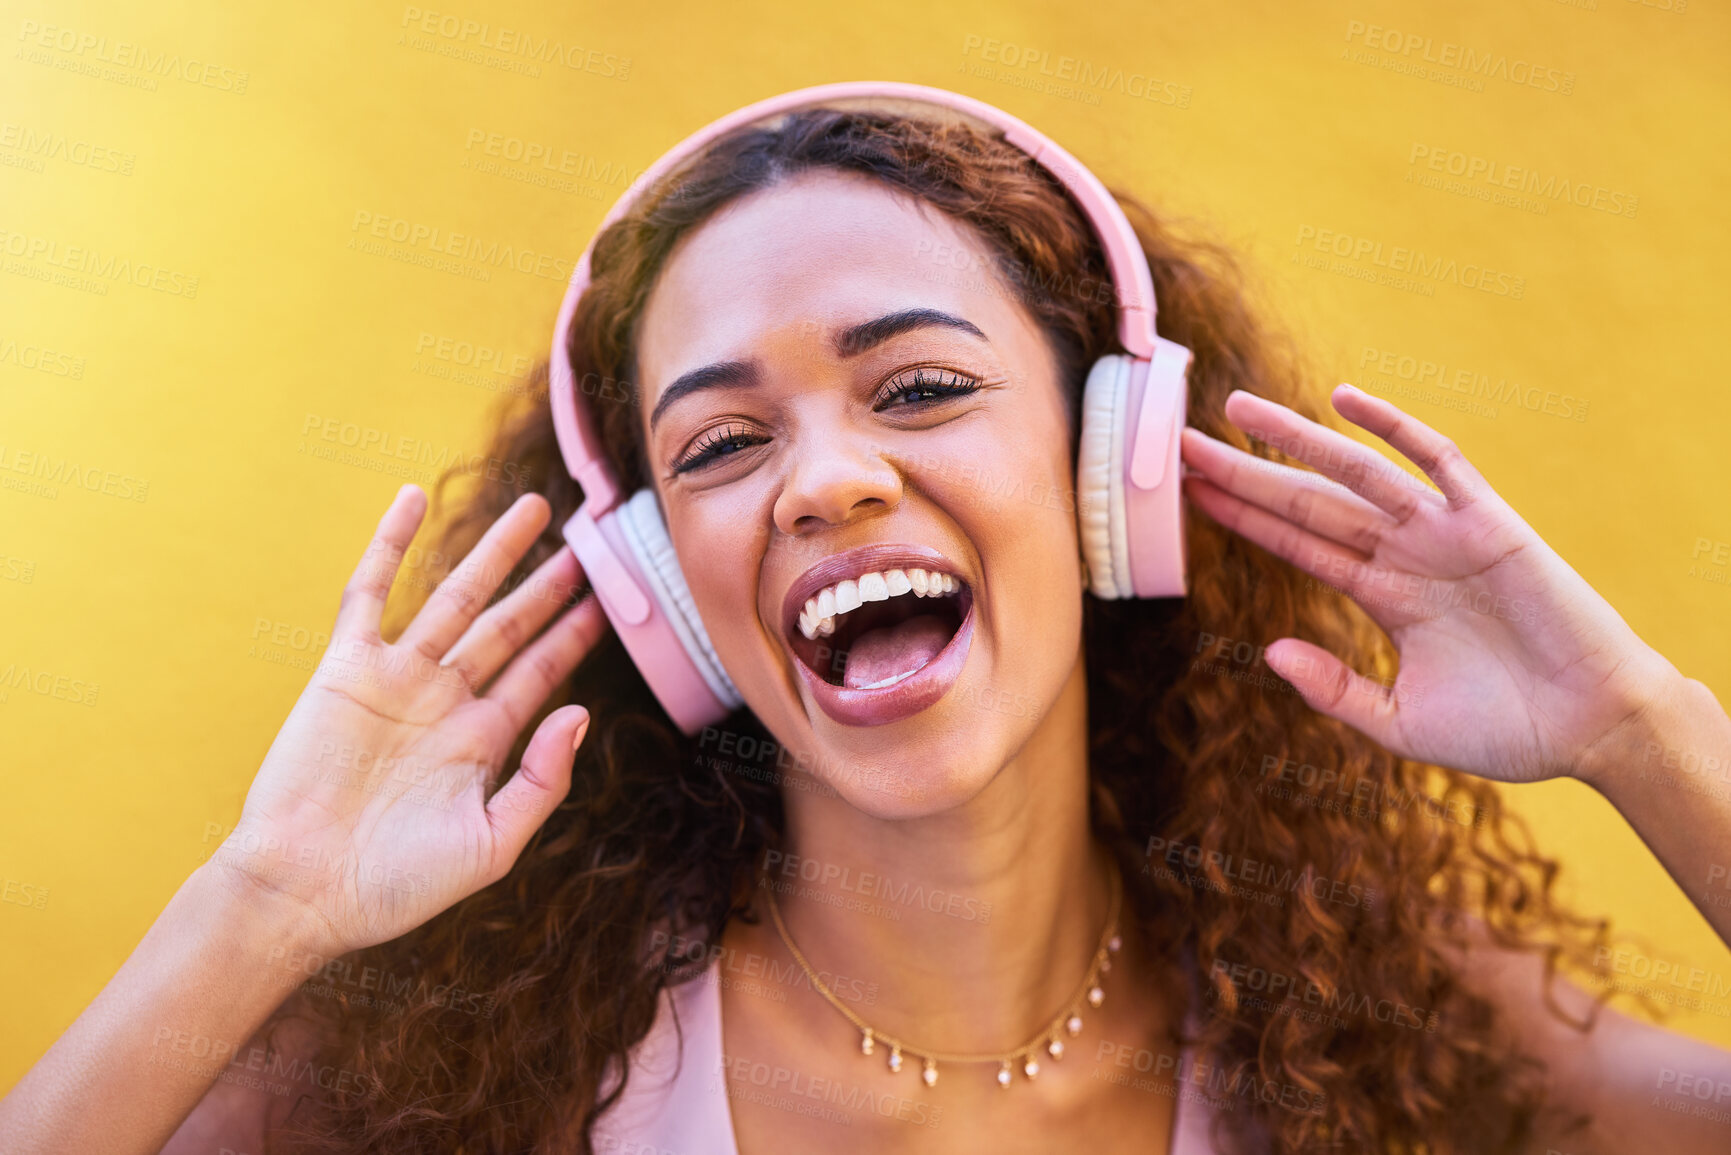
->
[772,425,904,536]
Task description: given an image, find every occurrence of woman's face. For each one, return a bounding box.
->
[635,168,1086,818]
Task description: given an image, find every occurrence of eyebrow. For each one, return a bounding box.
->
[647,308,988,433]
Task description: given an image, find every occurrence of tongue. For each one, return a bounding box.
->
[841,613,955,690]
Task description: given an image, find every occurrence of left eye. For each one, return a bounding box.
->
[672,422,769,474]
[878,368,982,408]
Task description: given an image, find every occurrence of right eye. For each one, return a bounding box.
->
[672,422,770,474]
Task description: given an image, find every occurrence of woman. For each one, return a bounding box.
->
[5,92,1731,1154]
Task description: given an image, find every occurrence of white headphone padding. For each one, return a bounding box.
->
[616,488,744,710]
[1077,355,1133,599]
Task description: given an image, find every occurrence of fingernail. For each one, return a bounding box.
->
[571,712,591,752]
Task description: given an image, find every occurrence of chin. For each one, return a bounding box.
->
[740,638,1068,823]
[802,703,1020,821]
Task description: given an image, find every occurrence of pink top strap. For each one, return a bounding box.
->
[549,80,1160,514]
[591,956,1261,1154]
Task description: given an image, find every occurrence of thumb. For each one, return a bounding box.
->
[1264,638,1401,749]
[485,705,590,868]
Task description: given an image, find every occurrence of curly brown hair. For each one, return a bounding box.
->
[261,106,1626,1154]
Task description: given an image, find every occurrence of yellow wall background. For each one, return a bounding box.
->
[3,0,1729,1087]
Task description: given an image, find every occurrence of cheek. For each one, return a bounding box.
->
[941,413,1078,551]
[941,448,1083,629]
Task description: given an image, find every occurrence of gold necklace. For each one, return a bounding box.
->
[761,857,1123,1090]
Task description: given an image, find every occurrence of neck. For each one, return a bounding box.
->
[767,651,1115,1055]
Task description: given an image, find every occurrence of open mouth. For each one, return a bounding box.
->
[787,569,974,692]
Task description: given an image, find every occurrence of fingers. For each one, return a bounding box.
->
[485,591,611,734]
[1263,638,1402,751]
[1180,427,1393,556]
[396,493,552,667]
[1183,471,1376,589]
[1221,389,1441,522]
[1328,383,1486,509]
[438,546,585,693]
[334,485,427,642]
[484,704,590,878]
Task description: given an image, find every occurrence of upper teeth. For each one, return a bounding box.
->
[797,568,961,641]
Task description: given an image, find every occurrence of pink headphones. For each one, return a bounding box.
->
[548,81,1192,735]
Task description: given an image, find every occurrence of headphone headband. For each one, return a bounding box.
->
[548,80,1161,517]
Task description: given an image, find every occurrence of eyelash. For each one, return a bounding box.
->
[670,368,984,474]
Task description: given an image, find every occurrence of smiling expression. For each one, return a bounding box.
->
[634,168,1089,817]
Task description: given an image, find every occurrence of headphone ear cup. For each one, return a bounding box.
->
[1076,355,1133,600]
[614,488,744,712]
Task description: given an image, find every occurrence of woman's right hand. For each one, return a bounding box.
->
[203,484,607,958]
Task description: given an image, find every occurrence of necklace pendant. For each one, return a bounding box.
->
[887,1045,903,1074]
[921,1058,938,1087]
[1023,1055,1040,1080]
[1087,985,1105,1008]
[996,1060,1013,1088]
[1047,1036,1065,1060]
[860,1028,875,1056]
[1065,1014,1083,1036]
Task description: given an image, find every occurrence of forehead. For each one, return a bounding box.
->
[634,169,1027,393]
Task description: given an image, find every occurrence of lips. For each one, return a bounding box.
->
[778,543,976,727]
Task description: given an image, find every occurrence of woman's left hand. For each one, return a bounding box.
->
[1179,384,1685,786]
